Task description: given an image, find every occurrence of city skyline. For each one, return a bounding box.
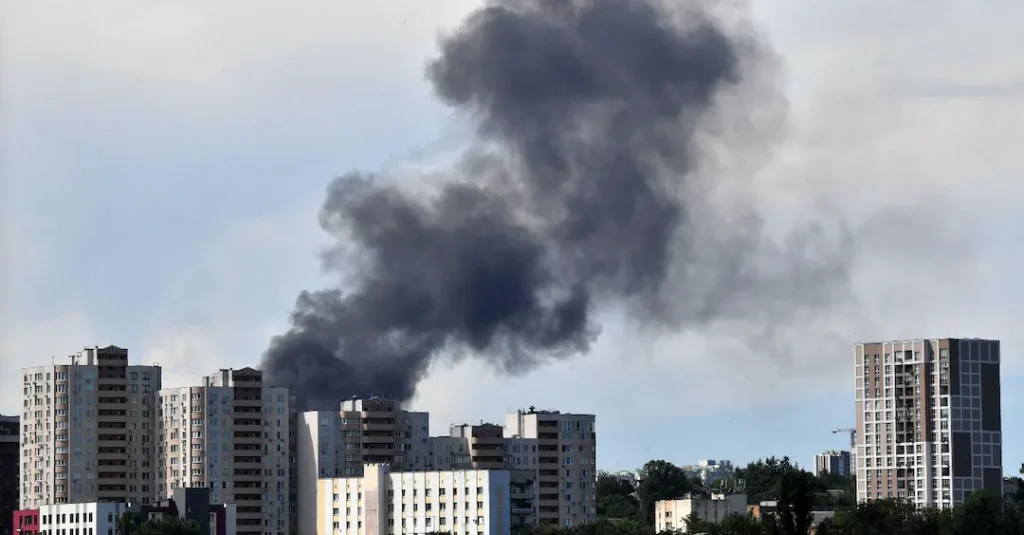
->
[3,0,1024,488]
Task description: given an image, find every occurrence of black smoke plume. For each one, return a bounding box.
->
[262,0,850,411]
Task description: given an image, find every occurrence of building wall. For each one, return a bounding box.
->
[158,368,291,535]
[654,494,748,533]
[855,338,1001,508]
[296,400,430,535]
[38,502,129,535]
[504,410,596,528]
[20,346,161,508]
[12,510,39,535]
[316,464,511,535]
[2,416,19,535]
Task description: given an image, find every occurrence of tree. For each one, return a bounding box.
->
[137,516,200,535]
[774,470,813,535]
[115,512,143,535]
[636,460,694,524]
[596,473,641,520]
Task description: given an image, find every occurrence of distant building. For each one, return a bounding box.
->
[654,493,747,533]
[316,463,511,535]
[681,460,735,487]
[814,451,852,477]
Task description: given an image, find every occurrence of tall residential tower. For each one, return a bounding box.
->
[157,367,292,535]
[854,338,1002,508]
[19,346,161,508]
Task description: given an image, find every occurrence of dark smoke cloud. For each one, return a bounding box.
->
[261,0,850,411]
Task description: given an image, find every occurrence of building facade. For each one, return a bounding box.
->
[12,510,39,535]
[814,451,852,478]
[20,346,161,508]
[1,416,19,535]
[157,368,291,535]
[316,464,511,535]
[38,501,129,535]
[295,398,430,535]
[654,493,747,533]
[505,409,596,528]
[855,338,1002,508]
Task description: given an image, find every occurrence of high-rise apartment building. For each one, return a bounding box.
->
[1,415,19,535]
[19,346,161,508]
[814,450,851,477]
[295,397,430,535]
[505,409,596,528]
[854,338,1002,508]
[157,367,292,535]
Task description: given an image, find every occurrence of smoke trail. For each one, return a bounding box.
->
[261,0,850,411]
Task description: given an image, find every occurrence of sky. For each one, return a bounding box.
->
[1,0,1023,475]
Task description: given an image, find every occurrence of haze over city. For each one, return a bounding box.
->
[2,0,1023,477]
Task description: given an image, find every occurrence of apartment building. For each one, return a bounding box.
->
[654,493,748,533]
[19,346,161,508]
[296,397,430,535]
[2,415,19,535]
[854,338,1002,508]
[157,367,291,535]
[505,409,596,528]
[814,450,852,478]
[315,463,511,535]
[428,425,537,528]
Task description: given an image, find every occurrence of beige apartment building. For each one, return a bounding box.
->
[855,338,1002,508]
[157,367,292,535]
[19,346,161,508]
[505,409,596,528]
[295,397,430,535]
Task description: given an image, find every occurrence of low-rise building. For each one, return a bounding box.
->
[654,493,747,533]
[12,510,39,535]
[39,501,129,535]
[316,463,511,535]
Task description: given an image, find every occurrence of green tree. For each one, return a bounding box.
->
[596,473,640,520]
[774,470,814,535]
[137,516,200,535]
[636,460,694,524]
[115,512,143,535]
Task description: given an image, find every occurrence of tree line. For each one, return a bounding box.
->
[505,457,1024,535]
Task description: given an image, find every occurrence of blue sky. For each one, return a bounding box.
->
[2,0,1023,475]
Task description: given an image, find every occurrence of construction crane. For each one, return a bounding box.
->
[832,428,856,452]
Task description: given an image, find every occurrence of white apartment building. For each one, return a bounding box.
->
[654,493,748,533]
[855,338,1003,508]
[505,409,596,528]
[316,463,511,535]
[20,346,161,508]
[296,398,430,535]
[39,501,129,535]
[157,368,291,535]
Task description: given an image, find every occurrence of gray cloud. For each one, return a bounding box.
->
[261,0,853,411]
